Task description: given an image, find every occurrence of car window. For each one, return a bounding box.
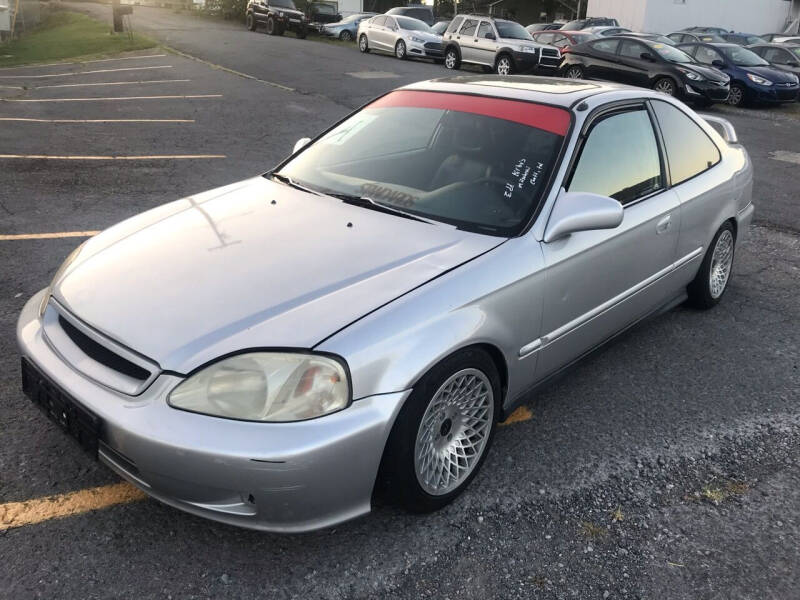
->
[720,45,769,66]
[550,34,569,47]
[568,110,662,205]
[668,33,685,43]
[495,20,532,40]
[395,16,430,31]
[765,47,796,64]
[477,22,493,38]
[384,17,396,30]
[314,4,335,14]
[371,16,386,27]
[651,101,720,185]
[534,32,553,43]
[460,19,478,37]
[619,40,647,58]
[693,45,722,65]
[446,15,463,34]
[590,39,620,54]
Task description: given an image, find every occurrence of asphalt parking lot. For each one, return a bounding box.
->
[1,6,800,599]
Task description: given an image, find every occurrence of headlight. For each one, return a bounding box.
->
[678,67,702,81]
[747,73,772,86]
[168,352,350,422]
[410,36,425,43]
[40,241,86,317]
[518,46,537,53]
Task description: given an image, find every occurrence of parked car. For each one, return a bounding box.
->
[441,14,561,75]
[358,15,443,61]
[682,26,729,35]
[530,30,596,55]
[560,17,619,30]
[306,1,341,31]
[386,5,435,27]
[561,37,730,105]
[584,26,631,37]
[246,0,308,37]
[430,19,450,36]
[617,32,677,46]
[748,43,800,77]
[526,22,564,33]
[761,33,800,44]
[18,76,753,533]
[321,12,376,41]
[668,32,726,44]
[678,42,800,106]
[721,32,766,46]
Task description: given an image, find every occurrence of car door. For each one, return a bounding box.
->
[472,20,497,66]
[583,38,621,80]
[693,45,728,74]
[381,17,398,51]
[443,15,464,44]
[616,39,654,86]
[367,15,387,49]
[536,105,681,379]
[457,18,480,63]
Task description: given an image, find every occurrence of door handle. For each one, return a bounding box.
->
[656,214,672,234]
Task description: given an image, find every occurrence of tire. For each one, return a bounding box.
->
[378,348,500,513]
[339,30,353,42]
[687,221,736,309]
[395,39,407,60]
[564,64,583,79]
[296,26,307,39]
[653,77,677,96]
[495,54,514,75]
[246,13,256,31]
[727,83,746,107]
[265,16,276,35]
[444,47,460,70]
[359,33,370,53]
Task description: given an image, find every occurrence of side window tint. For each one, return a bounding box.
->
[619,40,645,58]
[460,19,478,37]
[568,110,662,205]
[694,46,720,65]
[372,16,386,27]
[590,39,619,54]
[651,101,721,185]
[446,16,463,34]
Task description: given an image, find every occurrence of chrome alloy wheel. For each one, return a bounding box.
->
[359,34,368,52]
[654,78,676,95]
[445,50,457,69]
[709,229,734,298]
[414,368,494,496]
[496,56,512,75]
[727,85,744,106]
[396,40,406,59]
[565,66,583,79]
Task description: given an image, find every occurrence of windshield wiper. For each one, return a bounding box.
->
[270,172,321,195]
[327,193,433,224]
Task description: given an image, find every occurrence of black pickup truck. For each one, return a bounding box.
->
[246,0,309,38]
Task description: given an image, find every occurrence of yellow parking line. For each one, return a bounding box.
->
[35,79,191,89]
[0,66,173,79]
[0,154,225,160]
[0,54,167,70]
[0,482,147,531]
[0,231,100,240]
[499,405,533,426]
[0,118,195,123]
[3,94,222,103]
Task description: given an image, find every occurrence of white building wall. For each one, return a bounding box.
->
[338,0,364,16]
[587,0,795,34]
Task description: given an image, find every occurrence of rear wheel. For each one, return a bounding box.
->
[340,30,353,41]
[359,33,370,53]
[653,77,677,96]
[687,221,736,309]
[727,83,746,107]
[395,39,407,60]
[444,47,460,70]
[246,13,256,31]
[495,54,514,75]
[378,348,500,513]
[564,64,583,79]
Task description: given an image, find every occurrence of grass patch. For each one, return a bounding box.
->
[580,521,608,540]
[0,11,157,67]
[692,480,751,505]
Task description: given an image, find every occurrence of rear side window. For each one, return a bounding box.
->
[446,15,463,34]
[618,40,646,58]
[590,39,619,54]
[651,101,721,185]
[372,16,386,27]
[693,45,722,65]
[568,110,662,205]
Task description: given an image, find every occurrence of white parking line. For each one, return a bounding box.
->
[0,54,167,71]
[0,154,225,160]
[34,79,191,90]
[769,150,800,165]
[2,94,222,103]
[0,231,100,240]
[0,66,173,79]
[0,118,195,123]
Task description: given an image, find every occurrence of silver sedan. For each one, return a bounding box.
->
[18,77,753,533]
[358,14,443,61]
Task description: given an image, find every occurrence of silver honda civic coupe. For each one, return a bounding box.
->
[18,77,753,533]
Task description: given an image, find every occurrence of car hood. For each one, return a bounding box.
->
[52,177,502,373]
[683,63,729,82]
[277,7,304,18]
[742,65,798,83]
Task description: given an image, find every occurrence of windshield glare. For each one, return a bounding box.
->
[496,21,533,40]
[270,0,296,8]
[721,46,769,66]
[276,92,568,235]
[653,43,694,63]
[396,16,430,31]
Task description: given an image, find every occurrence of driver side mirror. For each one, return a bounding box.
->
[712,58,725,68]
[484,32,495,40]
[544,189,624,243]
[293,137,311,154]
[640,52,655,61]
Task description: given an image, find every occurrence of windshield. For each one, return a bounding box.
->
[270,0,296,8]
[652,43,694,63]
[276,91,569,235]
[431,21,449,35]
[721,45,769,66]
[496,21,533,40]
[314,4,336,14]
[341,14,363,23]
[396,16,431,32]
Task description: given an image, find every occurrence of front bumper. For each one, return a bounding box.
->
[751,82,799,103]
[407,40,443,59]
[512,50,540,73]
[684,79,730,102]
[17,290,409,533]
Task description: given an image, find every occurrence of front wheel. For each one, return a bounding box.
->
[246,13,256,31]
[444,47,460,70]
[395,39,407,60]
[359,34,369,53]
[727,83,746,107]
[340,30,353,42]
[653,77,677,96]
[265,16,277,35]
[687,222,736,309]
[495,54,514,75]
[564,64,583,79]
[378,348,499,513]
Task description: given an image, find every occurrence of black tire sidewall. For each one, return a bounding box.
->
[687,221,736,309]
[246,13,255,31]
[378,348,501,513]
[266,16,275,35]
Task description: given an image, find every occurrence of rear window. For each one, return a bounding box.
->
[651,101,720,185]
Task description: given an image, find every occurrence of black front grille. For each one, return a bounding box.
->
[424,41,442,50]
[59,315,150,381]
[542,48,560,58]
[776,88,798,101]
